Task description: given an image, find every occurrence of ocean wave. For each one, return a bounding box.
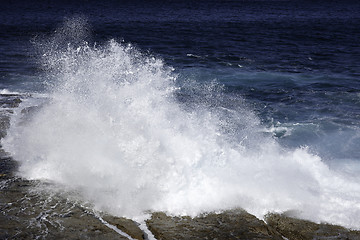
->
[3,19,360,229]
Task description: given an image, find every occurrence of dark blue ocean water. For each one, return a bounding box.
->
[1,1,360,161]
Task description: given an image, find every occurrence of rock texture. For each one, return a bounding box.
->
[265,213,360,240]
[146,209,284,240]
[0,177,132,240]
[102,215,145,240]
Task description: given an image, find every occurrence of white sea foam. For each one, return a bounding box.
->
[0,89,20,95]
[3,19,360,229]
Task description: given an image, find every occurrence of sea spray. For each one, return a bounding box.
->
[3,19,360,229]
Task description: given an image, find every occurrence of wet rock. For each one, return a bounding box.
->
[20,105,40,116]
[0,115,11,139]
[18,105,43,126]
[102,215,145,240]
[146,209,283,240]
[0,94,23,139]
[0,96,22,108]
[0,153,17,178]
[265,213,360,240]
[0,178,129,239]
[0,152,141,239]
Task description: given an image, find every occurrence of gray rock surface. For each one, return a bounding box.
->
[102,215,145,240]
[0,177,130,239]
[146,209,284,240]
[265,213,360,240]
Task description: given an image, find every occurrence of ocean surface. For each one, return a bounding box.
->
[1,0,360,231]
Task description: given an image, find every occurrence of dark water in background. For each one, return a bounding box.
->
[1,0,360,232]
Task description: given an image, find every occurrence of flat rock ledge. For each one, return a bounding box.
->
[265,213,360,240]
[146,209,283,240]
[145,211,360,240]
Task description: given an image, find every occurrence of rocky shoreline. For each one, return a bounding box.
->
[1,95,360,239]
[145,211,360,240]
[3,174,360,240]
[2,171,360,240]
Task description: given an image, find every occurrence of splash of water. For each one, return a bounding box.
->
[3,19,360,229]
